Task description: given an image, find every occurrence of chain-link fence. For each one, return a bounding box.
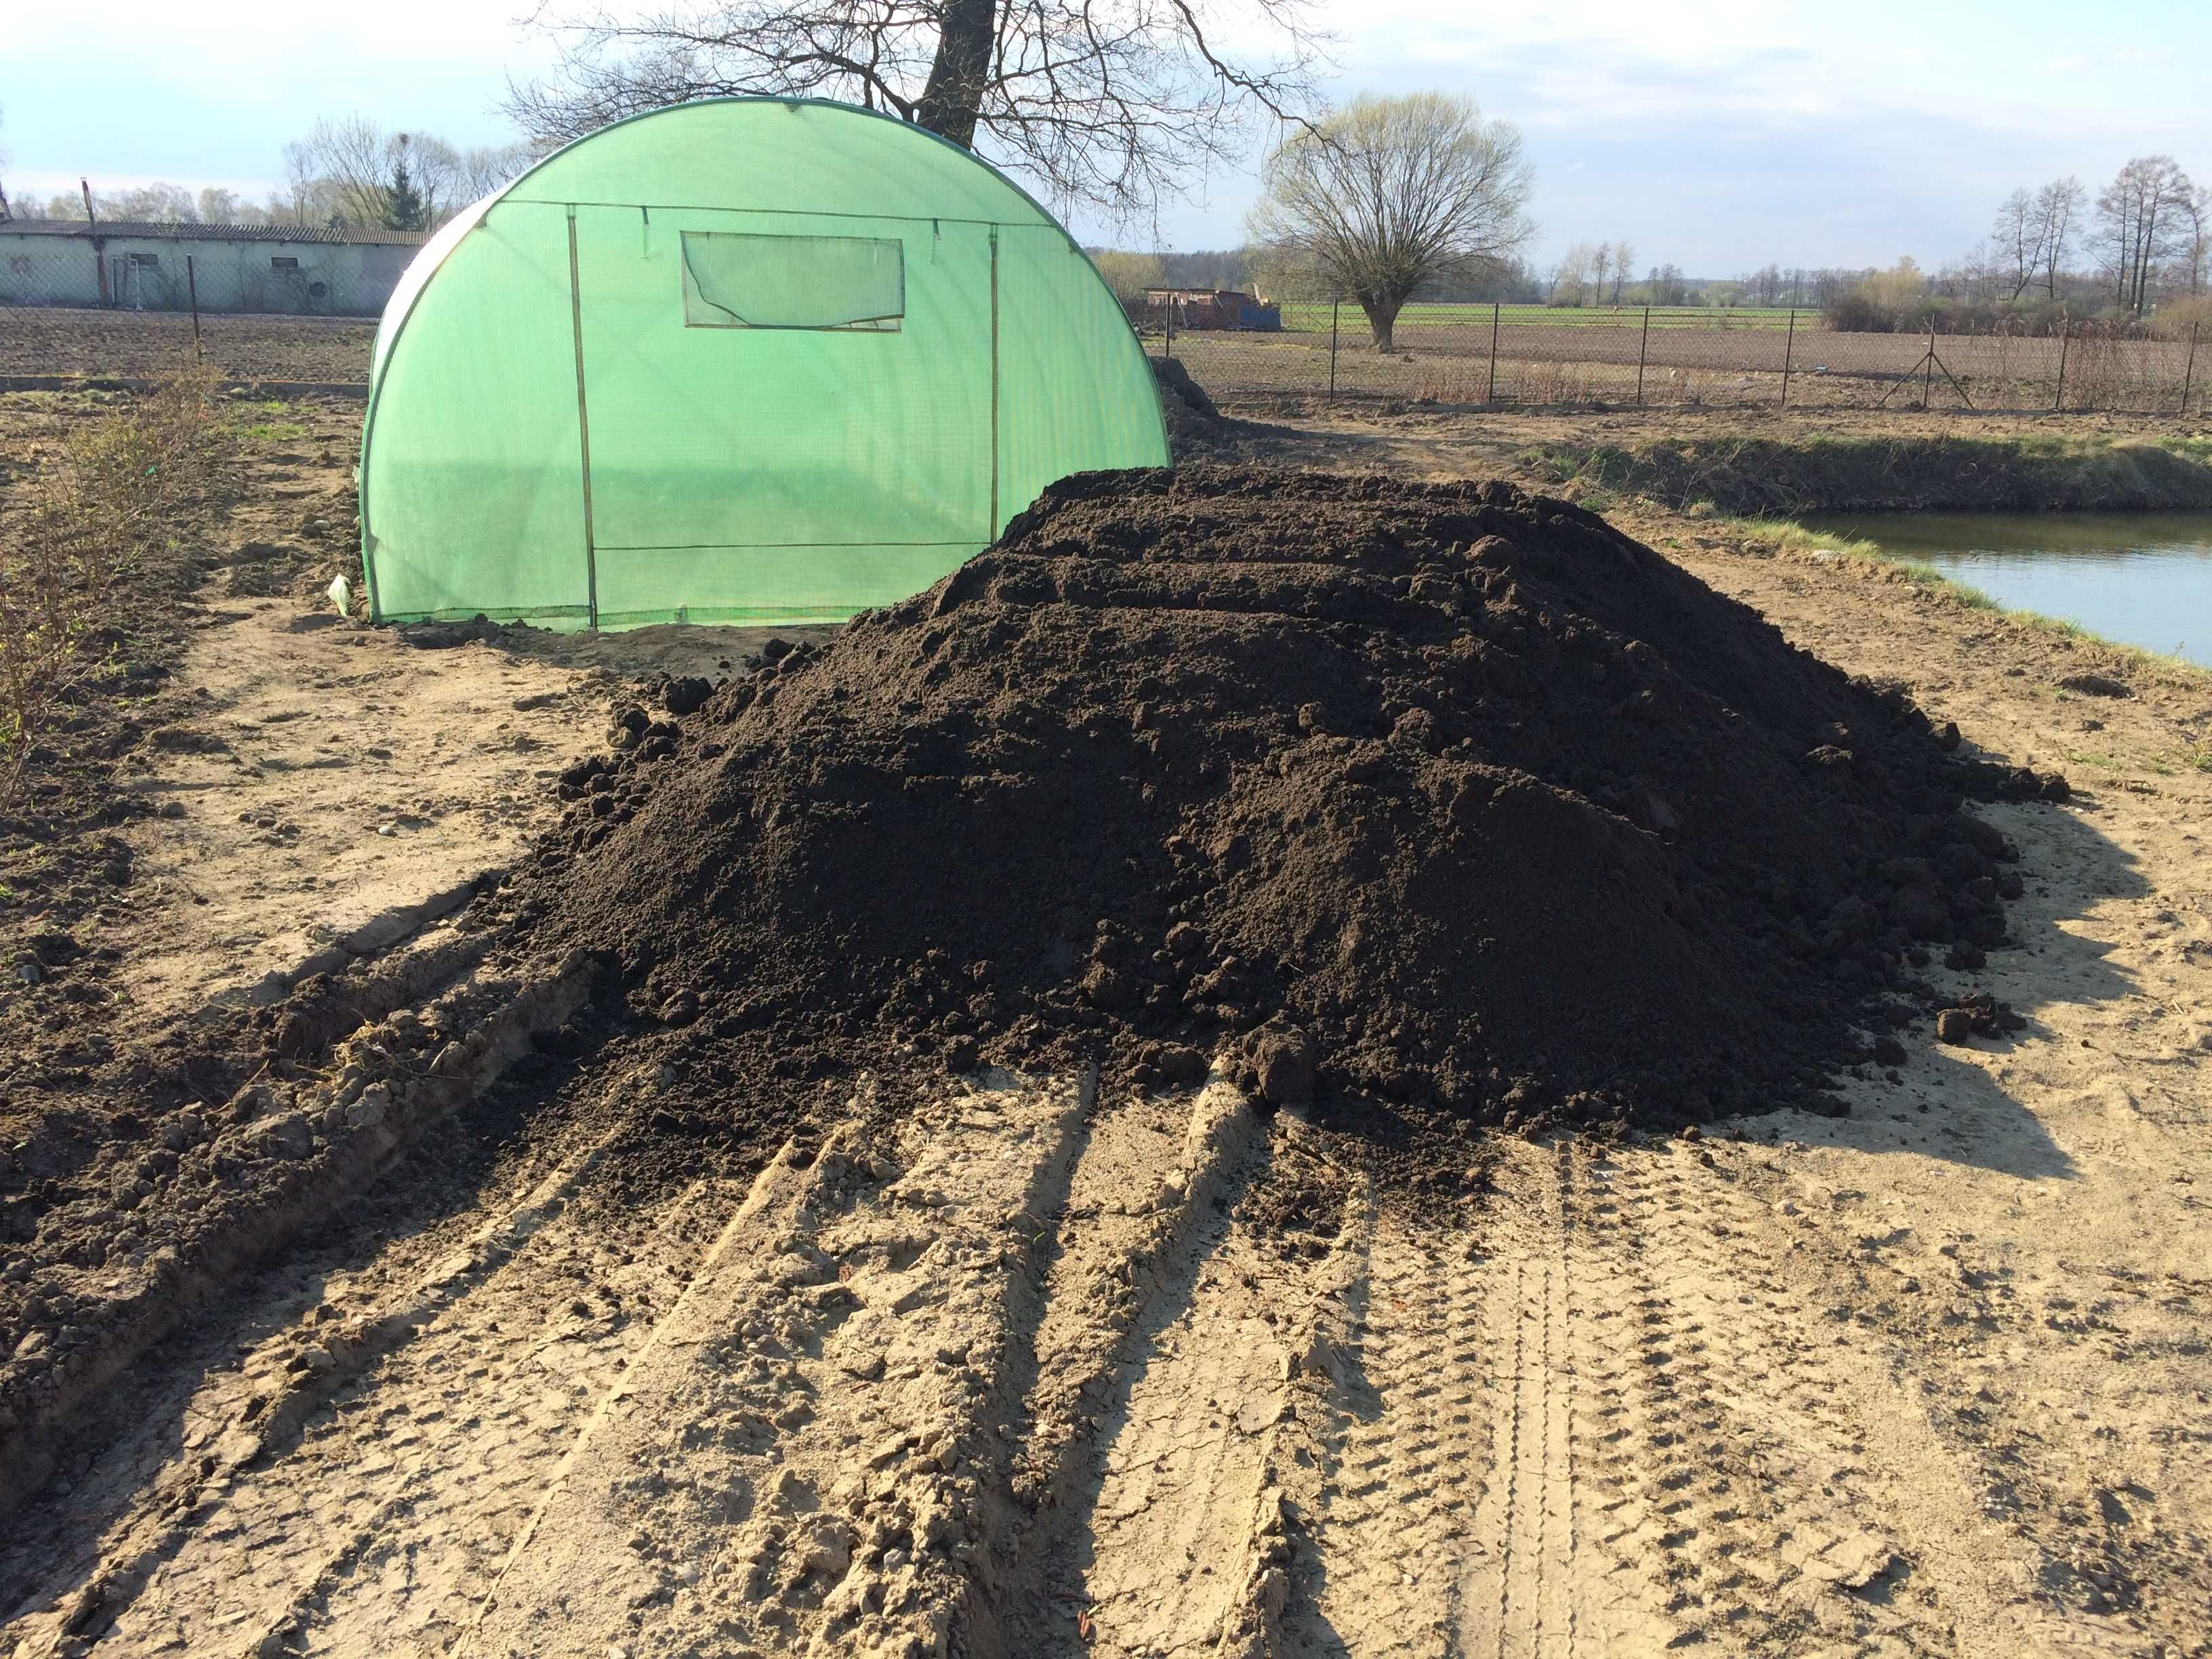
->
[5,281,2207,414]
[1149,303,2209,416]
[0,237,403,318]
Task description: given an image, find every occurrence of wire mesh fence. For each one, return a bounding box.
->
[0,237,402,319]
[1149,303,2209,417]
[3,281,2206,415]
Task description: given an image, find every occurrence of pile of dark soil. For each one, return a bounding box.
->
[513,466,2057,1132]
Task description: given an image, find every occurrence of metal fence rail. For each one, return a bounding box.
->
[1153,303,2207,416]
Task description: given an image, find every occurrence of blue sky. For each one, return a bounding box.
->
[4,0,2209,272]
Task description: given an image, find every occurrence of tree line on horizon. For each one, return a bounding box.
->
[0,117,533,233]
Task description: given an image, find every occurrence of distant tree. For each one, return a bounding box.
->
[1153,247,1253,289]
[1610,241,1633,303]
[457,144,535,205]
[1089,249,1165,304]
[1248,93,1534,350]
[2177,185,2211,297]
[2097,155,2194,316]
[1589,243,1611,307]
[507,0,1324,222]
[1992,187,2042,300]
[1245,243,1327,302]
[30,182,201,223]
[0,104,12,222]
[386,142,428,232]
[1548,242,1598,306]
[2036,177,2083,300]
[287,117,521,229]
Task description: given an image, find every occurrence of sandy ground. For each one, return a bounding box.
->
[0,403,2207,1658]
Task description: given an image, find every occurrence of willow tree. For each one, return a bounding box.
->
[1248,93,1533,351]
[504,0,1326,220]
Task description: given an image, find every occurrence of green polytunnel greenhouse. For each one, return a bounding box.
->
[359,98,1170,630]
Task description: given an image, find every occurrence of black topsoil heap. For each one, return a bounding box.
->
[523,467,2057,1134]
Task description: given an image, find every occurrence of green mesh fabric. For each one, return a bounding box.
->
[360,99,1168,631]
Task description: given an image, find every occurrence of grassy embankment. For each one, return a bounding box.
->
[1523,430,2212,691]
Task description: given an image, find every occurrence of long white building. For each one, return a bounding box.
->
[0,218,426,316]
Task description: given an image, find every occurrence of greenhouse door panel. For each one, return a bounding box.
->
[573,204,997,624]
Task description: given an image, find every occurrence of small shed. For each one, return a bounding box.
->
[361,97,1169,632]
[0,220,425,316]
[1143,288,1282,332]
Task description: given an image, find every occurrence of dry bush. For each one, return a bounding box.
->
[0,367,231,785]
[2150,293,2212,341]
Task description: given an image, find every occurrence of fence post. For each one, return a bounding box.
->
[1328,298,1340,404]
[1486,301,1500,405]
[1635,306,1650,406]
[1922,319,1935,410]
[1780,309,1797,408]
[2184,321,2199,414]
[83,178,110,307]
[186,255,202,363]
[1164,295,1174,361]
[2054,316,2068,411]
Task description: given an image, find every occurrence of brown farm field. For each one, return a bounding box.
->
[1167,317,2203,415]
[0,369,2209,1659]
[0,308,379,385]
[4,304,2204,419]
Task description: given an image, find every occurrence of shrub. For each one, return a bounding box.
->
[0,368,231,785]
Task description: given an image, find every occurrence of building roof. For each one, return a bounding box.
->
[0,218,428,247]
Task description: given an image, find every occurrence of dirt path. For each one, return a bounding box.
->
[3,407,2209,1657]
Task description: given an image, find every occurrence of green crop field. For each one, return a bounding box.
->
[1271,302,1810,335]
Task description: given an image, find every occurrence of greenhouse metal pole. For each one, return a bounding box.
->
[564,207,600,632]
[1486,302,1500,404]
[1779,310,1796,408]
[1635,306,1650,405]
[1328,299,1340,404]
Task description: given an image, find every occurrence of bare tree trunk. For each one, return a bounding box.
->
[914,0,1000,146]
[1361,298,1399,352]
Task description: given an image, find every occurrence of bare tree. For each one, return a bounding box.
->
[0,105,12,222]
[287,118,523,228]
[1546,243,1596,306]
[457,143,536,204]
[1248,94,1532,350]
[1589,243,1611,308]
[2097,155,2194,316]
[1610,240,1633,303]
[2179,184,2211,297]
[1991,187,2043,300]
[506,0,1326,220]
[2035,176,2083,301]
[295,116,404,226]
[1088,249,1164,304]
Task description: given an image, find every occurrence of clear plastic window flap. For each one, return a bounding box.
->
[681,230,904,331]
